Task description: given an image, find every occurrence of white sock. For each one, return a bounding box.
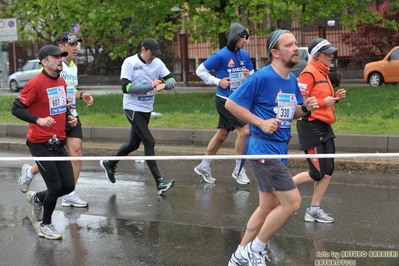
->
[200,159,212,169]
[234,160,242,170]
[26,167,34,179]
[251,237,267,253]
[309,205,320,213]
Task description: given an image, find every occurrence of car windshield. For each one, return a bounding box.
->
[21,61,40,71]
[298,49,308,61]
[389,49,399,60]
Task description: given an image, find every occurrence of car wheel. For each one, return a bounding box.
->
[368,73,383,87]
[9,80,19,92]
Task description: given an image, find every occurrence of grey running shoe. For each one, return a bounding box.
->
[304,208,334,223]
[38,223,62,240]
[228,252,249,266]
[100,160,116,183]
[232,168,250,185]
[26,191,43,221]
[19,164,33,193]
[157,177,175,195]
[62,192,88,208]
[241,243,269,266]
[194,165,216,184]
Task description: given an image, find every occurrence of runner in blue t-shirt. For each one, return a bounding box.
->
[225,29,320,266]
[194,22,254,185]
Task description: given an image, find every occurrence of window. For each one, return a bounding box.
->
[389,49,399,60]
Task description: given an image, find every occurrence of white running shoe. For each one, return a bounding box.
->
[38,223,62,240]
[304,208,334,223]
[194,165,216,184]
[26,191,43,221]
[19,164,33,193]
[232,168,250,185]
[228,252,249,265]
[241,243,269,266]
[62,192,88,208]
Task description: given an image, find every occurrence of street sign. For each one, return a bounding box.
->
[0,18,18,42]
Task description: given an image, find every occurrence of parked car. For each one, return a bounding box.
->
[291,47,312,77]
[328,55,341,87]
[363,46,399,87]
[8,59,41,92]
[292,47,341,87]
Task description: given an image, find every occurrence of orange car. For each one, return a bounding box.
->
[363,46,399,87]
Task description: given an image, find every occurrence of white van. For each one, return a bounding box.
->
[291,47,341,87]
[291,47,312,77]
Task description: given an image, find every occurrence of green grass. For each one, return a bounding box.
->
[2,85,399,134]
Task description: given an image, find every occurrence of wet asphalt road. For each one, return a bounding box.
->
[0,150,398,266]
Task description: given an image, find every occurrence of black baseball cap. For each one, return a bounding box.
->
[38,45,68,63]
[141,38,162,56]
[56,32,82,44]
[308,38,338,56]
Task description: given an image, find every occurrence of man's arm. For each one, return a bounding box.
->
[225,99,281,135]
[11,98,39,123]
[196,63,221,86]
[161,73,177,90]
[121,78,155,94]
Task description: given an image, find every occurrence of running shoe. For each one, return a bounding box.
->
[157,177,175,195]
[38,223,62,240]
[228,252,249,266]
[26,191,43,221]
[62,192,88,208]
[304,208,334,223]
[100,160,116,183]
[232,168,250,185]
[241,243,269,266]
[19,164,33,193]
[194,164,216,184]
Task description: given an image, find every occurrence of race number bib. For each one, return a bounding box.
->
[67,87,76,109]
[276,93,297,120]
[47,86,67,115]
[229,72,245,91]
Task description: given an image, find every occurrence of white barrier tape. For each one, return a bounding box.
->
[0,153,399,162]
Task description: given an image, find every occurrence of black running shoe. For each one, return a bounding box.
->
[157,177,175,195]
[100,160,116,183]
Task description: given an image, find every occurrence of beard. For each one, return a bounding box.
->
[284,56,299,69]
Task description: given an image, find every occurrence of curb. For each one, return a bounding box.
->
[2,124,399,153]
[1,124,399,187]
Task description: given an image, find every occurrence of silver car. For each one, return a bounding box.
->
[8,59,41,92]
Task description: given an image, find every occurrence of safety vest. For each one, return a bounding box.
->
[299,63,336,125]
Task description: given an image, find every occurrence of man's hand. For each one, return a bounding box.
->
[81,92,94,107]
[219,77,231,89]
[155,83,166,92]
[152,79,162,88]
[36,117,56,127]
[67,115,78,128]
[260,118,282,134]
[304,91,319,111]
[242,66,250,78]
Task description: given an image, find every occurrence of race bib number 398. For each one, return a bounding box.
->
[276,93,297,120]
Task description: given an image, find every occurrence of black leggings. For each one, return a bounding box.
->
[305,138,335,181]
[27,141,75,224]
[109,110,161,182]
